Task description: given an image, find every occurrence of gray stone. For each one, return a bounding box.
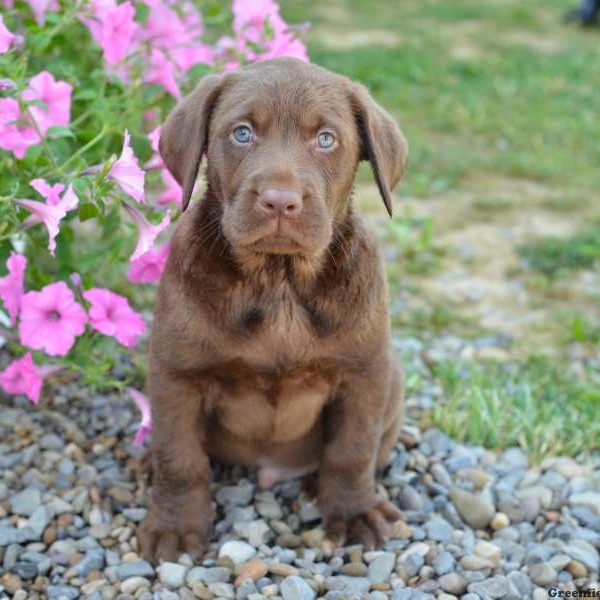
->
[398,485,423,511]
[256,500,283,520]
[430,463,453,487]
[215,482,254,506]
[281,575,317,600]
[424,519,454,544]
[563,540,599,572]
[338,576,371,595]
[157,561,187,587]
[449,488,495,529]
[3,543,23,570]
[439,573,467,596]
[14,561,38,579]
[367,552,395,583]
[432,550,454,576]
[47,585,80,600]
[244,519,273,547]
[9,487,41,516]
[40,432,65,450]
[27,506,51,538]
[570,492,600,515]
[75,549,105,576]
[0,526,36,546]
[209,582,236,599]
[529,563,557,586]
[468,576,509,599]
[219,540,257,565]
[400,552,423,577]
[186,566,231,584]
[55,539,87,567]
[116,560,154,581]
[298,498,321,523]
[121,508,147,522]
[507,571,532,598]
[237,578,258,600]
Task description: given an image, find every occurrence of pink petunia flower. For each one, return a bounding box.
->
[108,130,145,202]
[148,126,160,154]
[231,0,308,63]
[0,252,27,324]
[144,49,181,99]
[128,387,152,445]
[100,1,138,65]
[0,353,62,404]
[0,98,39,159]
[144,126,162,171]
[157,169,182,207]
[83,287,146,347]
[82,0,139,65]
[15,185,79,255]
[30,178,65,206]
[19,281,88,356]
[22,71,72,136]
[25,0,59,25]
[127,242,169,284]
[122,201,170,261]
[0,15,15,53]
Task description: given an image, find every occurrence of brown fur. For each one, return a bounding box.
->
[138,57,408,562]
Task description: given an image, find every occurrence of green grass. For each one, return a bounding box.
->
[280,0,600,458]
[427,357,600,461]
[518,226,600,276]
[282,0,600,195]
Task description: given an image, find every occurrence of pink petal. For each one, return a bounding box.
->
[83,287,145,347]
[0,98,39,159]
[19,282,87,356]
[0,353,44,404]
[0,15,16,53]
[128,387,152,446]
[23,71,72,136]
[109,130,145,202]
[0,252,27,324]
[127,242,169,284]
[30,178,65,206]
[123,202,171,261]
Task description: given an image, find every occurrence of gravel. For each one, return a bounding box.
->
[0,336,599,598]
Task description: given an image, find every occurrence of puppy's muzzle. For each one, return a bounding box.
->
[257,188,303,219]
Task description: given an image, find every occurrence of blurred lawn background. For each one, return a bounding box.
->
[279,0,600,459]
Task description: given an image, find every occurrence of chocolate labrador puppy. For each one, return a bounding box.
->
[138,57,408,563]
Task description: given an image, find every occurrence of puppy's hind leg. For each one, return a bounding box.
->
[376,364,404,470]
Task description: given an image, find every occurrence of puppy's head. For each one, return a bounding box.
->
[160,57,407,257]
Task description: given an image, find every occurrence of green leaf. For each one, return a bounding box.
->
[79,202,100,221]
[73,89,97,101]
[46,125,75,139]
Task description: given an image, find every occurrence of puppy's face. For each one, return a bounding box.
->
[159,58,408,259]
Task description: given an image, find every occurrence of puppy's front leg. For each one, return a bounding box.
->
[137,376,214,563]
[318,365,402,549]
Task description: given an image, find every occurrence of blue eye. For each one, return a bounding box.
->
[233,125,253,144]
[317,131,335,149]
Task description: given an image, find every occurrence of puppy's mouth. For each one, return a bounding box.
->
[239,219,307,255]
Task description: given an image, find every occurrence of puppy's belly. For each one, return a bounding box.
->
[215,373,330,443]
[208,372,329,473]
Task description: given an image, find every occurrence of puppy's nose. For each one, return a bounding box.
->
[258,188,303,218]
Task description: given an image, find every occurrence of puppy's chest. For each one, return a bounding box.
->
[211,283,334,444]
[227,282,324,364]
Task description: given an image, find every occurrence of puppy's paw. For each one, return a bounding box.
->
[137,507,211,563]
[324,499,403,550]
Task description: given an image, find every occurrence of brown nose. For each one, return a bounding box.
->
[258,188,303,218]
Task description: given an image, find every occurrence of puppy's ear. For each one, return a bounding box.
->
[350,84,408,217]
[159,74,223,211]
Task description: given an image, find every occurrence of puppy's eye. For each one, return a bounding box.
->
[316,131,336,149]
[233,125,253,144]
